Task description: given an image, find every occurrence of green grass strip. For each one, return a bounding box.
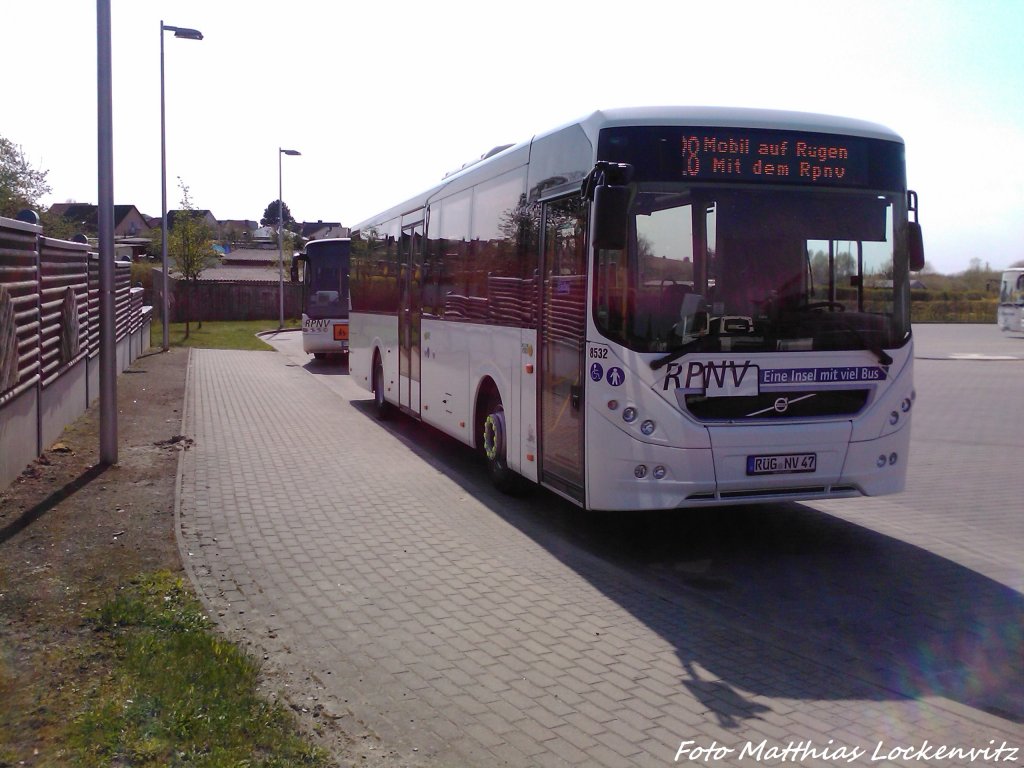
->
[68,572,328,768]
[150,320,299,351]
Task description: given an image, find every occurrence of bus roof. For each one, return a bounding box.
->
[304,237,350,250]
[573,106,904,144]
[353,106,905,232]
[301,238,351,258]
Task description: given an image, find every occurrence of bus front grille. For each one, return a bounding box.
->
[684,389,870,421]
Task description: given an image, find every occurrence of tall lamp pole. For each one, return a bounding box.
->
[160,21,203,351]
[97,0,116,464]
[278,148,301,330]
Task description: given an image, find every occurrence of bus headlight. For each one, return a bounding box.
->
[640,419,656,436]
[622,407,638,423]
[653,465,667,479]
[634,464,648,478]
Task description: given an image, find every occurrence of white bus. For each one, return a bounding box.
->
[291,238,350,360]
[348,107,925,510]
[997,268,1024,334]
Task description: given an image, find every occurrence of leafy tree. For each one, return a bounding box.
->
[809,249,856,288]
[170,178,217,338]
[871,258,895,280]
[955,257,999,292]
[0,136,51,218]
[146,226,163,260]
[38,207,79,240]
[261,199,296,230]
[283,229,303,256]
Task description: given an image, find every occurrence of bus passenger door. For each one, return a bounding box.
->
[539,196,588,502]
[399,216,424,415]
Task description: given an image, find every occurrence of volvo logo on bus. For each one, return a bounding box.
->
[746,393,817,418]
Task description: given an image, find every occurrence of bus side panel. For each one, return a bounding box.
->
[415,320,537,482]
[467,324,520,469]
[349,312,399,401]
[419,317,470,443]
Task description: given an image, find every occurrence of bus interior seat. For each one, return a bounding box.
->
[640,282,693,341]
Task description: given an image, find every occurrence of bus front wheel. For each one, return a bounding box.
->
[481,394,521,494]
[373,356,390,420]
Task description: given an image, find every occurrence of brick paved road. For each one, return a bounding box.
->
[177,329,1022,766]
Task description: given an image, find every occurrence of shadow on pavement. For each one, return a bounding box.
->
[301,357,350,376]
[349,398,1024,728]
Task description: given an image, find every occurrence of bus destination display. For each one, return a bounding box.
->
[679,129,867,186]
[598,126,881,188]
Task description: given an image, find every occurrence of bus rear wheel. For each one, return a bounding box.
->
[481,394,521,494]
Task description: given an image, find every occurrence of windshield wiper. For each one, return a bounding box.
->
[828,316,893,366]
[650,337,707,370]
[650,315,894,370]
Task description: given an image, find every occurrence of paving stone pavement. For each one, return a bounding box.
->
[176,347,1022,767]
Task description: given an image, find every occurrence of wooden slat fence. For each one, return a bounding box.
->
[1,214,151,490]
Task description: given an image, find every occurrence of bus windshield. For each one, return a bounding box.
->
[1000,270,1024,305]
[594,187,909,356]
[303,250,348,320]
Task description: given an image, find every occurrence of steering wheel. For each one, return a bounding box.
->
[802,300,845,312]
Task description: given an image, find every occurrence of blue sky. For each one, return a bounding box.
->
[4,0,1022,274]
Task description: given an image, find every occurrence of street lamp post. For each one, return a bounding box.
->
[160,20,203,351]
[98,0,116,465]
[278,148,301,330]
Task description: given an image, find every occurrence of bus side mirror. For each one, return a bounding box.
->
[290,255,305,282]
[593,184,630,251]
[908,221,925,272]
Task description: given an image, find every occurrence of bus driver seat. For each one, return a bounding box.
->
[674,292,708,340]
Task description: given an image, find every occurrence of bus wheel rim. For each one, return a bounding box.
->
[483,411,504,461]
